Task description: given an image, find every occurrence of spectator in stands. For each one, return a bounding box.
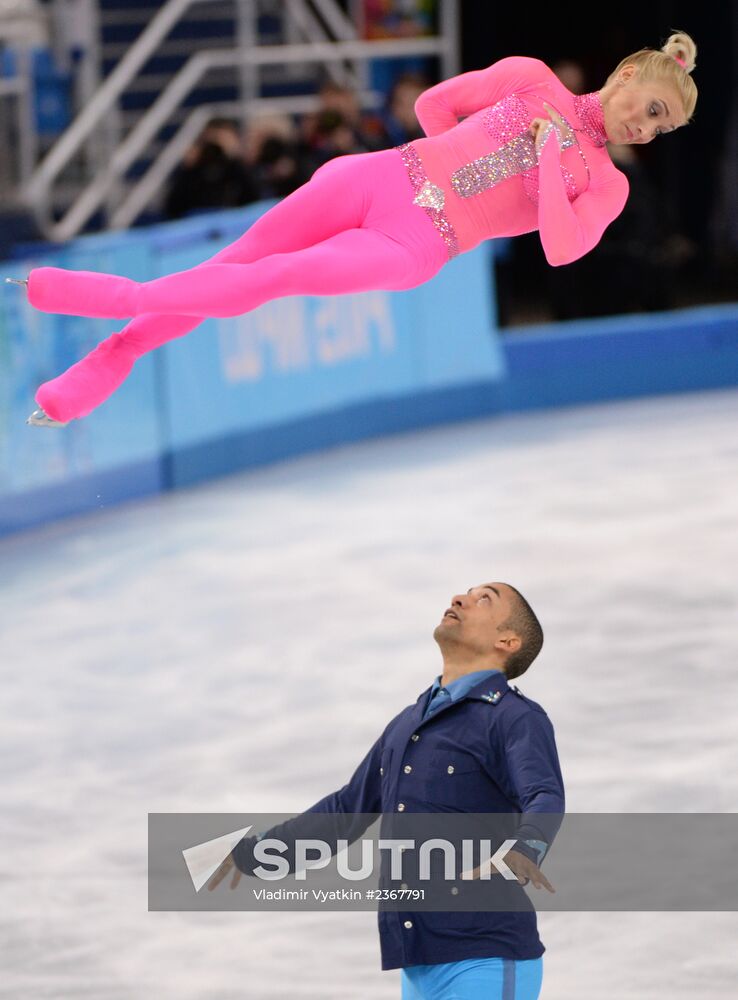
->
[163,119,260,220]
[311,80,367,135]
[551,58,586,96]
[379,72,427,146]
[299,81,381,173]
[245,114,311,200]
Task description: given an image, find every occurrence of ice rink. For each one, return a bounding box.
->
[2,387,738,999]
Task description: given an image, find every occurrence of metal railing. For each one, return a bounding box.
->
[48,35,455,240]
[0,48,36,194]
[23,0,222,214]
[22,0,460,239]
[109,90,381,230]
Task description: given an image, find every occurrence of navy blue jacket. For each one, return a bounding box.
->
[234,669,564,970]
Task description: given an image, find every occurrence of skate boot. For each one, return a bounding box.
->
[26,408,69,428]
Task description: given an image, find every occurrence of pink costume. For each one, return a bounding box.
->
[29,57,628,423]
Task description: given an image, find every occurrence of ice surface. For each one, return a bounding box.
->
[2,389,737,999]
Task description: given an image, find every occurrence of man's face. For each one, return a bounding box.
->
[391,81,425,128]
[433,583,521,661]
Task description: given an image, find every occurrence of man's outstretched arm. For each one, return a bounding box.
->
[210,737,385,889]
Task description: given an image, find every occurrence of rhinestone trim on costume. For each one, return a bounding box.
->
[560,164,578,201]
[483,94,531,145]
[572,92,608,147]
[556,123,577,150]
[450,94,589,206]
[537,120,591,199]
[414,180,446,210]
[451,134,539,199]
[397,143,459,259]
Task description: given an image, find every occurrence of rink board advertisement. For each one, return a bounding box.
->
[155,235,502,450]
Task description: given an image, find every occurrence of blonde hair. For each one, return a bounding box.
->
[607,31,698,121]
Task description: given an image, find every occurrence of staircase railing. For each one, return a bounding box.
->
[47,35,455,241]
[23,0,222,220]
[0,46,36,193]
[23,0,460,240]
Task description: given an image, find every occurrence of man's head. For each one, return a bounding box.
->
[433,582,543,680]
[318,82,361,125]
[388,73,427,129]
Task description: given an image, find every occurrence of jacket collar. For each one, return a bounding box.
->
[428,668,507,704]
[458,669,510,706]
[412,669,510,729]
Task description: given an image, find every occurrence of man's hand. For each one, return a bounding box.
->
[207,853,241,892]
[462,849,555,892]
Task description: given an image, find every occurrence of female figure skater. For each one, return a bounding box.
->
[16,31,697,427]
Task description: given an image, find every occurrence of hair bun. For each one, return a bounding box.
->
[662,30,697,73]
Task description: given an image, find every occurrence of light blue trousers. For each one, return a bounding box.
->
[401,957,543,1000]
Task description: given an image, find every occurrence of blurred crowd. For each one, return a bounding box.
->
[163,74,427,220]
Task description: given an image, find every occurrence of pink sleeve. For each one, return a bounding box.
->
[414,56,553,137]
[536,134,630,267]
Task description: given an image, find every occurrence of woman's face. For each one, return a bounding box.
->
[602,65,686,145]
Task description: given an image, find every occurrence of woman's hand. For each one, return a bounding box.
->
[529,116,554,154]
[529,101,574,155]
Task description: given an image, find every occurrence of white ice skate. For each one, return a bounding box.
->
[26,408,68,428]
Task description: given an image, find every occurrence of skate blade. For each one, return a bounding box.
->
[5,277,28,288]
[27,408,68,428]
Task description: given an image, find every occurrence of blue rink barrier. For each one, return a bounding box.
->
[0,200,737,537]
[501,304,738,410]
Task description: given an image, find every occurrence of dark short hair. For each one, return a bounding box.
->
[206,118,239,132]
[498,585,544,680]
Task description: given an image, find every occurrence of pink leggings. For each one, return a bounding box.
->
[30,149,448,422]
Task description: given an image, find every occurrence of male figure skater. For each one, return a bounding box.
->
[211,581,564,1000]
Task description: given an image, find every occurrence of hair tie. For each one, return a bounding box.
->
[673,55,687,68]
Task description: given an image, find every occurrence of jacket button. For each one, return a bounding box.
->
[380,767,384,775]
[403,764,412,774]
[450,886,459,895]
[397,803,406,812]
[447,765,455,774]
[400,882,408,890]
[411,734,420,742]
[404,920,413,929]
